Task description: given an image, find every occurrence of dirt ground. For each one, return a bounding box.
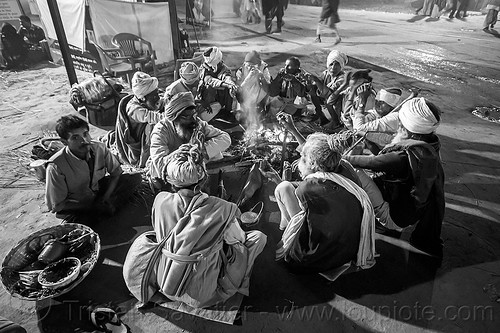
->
[1,2,500,333]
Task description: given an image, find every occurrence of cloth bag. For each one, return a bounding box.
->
[123,231,168,306]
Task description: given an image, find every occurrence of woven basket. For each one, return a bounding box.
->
[0,223,100,301]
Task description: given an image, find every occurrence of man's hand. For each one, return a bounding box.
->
[276,112,296,132]
[225,82,238,98]
[259,163,282,184]
[355,82,372,106]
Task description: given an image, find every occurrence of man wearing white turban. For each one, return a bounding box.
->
[148,92,231,192]
[352,87,403,153]
[345,97,445,258]
[198,47,239,123]
[151,144,266,308]
[165,62,200,102]
[115,71,165,168]
[306,50,349,130]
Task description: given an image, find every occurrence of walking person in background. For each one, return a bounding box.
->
[483,0,500,32]
[263,0,285,34]
[455,0,470,18]
[315,0,342,44]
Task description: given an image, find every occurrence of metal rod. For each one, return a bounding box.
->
[47,0,78,86]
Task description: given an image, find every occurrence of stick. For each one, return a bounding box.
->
[11,136,41,150]
[280,129,288,172]
[388,88,420,115]
[342,133,366,157]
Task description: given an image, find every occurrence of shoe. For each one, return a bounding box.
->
[448,13,454,19]
[89,306,129,333]
[455,14,462,19]
[334,37,342,45]
[272,28,282,34]
[483,27,490,33]
[314,35,322,43]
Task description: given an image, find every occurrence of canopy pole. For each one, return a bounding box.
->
[47,0,78,86]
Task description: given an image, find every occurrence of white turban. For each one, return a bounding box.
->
[132,71,158,99]
[326,50,348,69]
[399,97,440,134]
[203,46,223,70]
[163,144,206,187]
[179,62,199,85]
[376,89,402,108]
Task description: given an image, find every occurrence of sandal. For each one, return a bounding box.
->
[90,307,129,333]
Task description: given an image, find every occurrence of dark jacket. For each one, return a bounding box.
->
[347,136,445,252]
[285,161,363,273]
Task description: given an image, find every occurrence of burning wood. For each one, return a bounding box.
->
[230,124,299,172]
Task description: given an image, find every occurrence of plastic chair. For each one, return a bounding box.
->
[90,41,136,87]
[112,33,158,77]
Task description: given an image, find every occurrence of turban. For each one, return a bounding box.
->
[399,97,440,134]
[376,88,402,108]
[164,92,196,121]
[203,46,223,70]
[326,50,348,69]
[244,50,261,65]
[131,71,158,99]
[179,62,199,85]
[163,144,206,187]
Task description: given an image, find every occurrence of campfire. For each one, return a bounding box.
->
[231,123,300,173]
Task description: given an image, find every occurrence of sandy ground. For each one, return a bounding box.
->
[1,2,500,333]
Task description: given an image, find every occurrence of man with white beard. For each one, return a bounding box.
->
[148,92,231,192]
[345,97,445,258]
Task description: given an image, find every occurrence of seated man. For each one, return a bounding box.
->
[165,62,200,102]
[148,92,231,189]
[1,23,28,69]
[46,115,141,217]
[307,50,349,129]
[198,46,238,122]
[345,97,445,258]
[340,69,374,130]
[352,87,402,153]
[152,144,266,308]
[18,15,45,46]
[268,56,308,116]
[235,50,271,123]
[261,113,376,275]
[116,71,164,168]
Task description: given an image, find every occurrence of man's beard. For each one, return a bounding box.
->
[391,129,409,145]
[176,121,198,141]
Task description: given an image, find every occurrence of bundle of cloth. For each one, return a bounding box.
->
[69,75,123,107]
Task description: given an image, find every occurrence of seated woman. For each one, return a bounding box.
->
[262,113,376,275]
[152,144,267,308]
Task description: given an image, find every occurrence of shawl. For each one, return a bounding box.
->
[276,171,376,270]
